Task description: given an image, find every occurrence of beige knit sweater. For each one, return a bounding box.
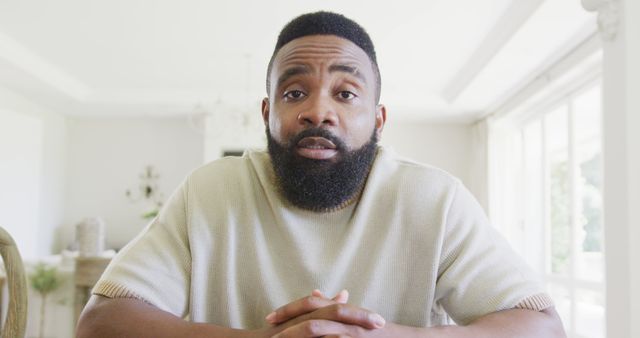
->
[94,146,552,329]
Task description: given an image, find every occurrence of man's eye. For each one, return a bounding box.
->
[338,91,356,100]
[283,90,306,100]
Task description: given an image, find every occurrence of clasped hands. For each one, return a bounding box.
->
[252,289,390,338]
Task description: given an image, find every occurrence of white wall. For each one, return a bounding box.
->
[381,120,472,182]
[628,1,640,335]
[601,0,640,336]
[0,109,42,260]
[204,109,266,162]
[381,120,485,205]
[0,86,67,260]
[63,117,204,250]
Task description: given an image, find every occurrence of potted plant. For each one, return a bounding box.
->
[29,263,61,338]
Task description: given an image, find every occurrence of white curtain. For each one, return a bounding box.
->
[486,117,525,252]
[466,119,490,213]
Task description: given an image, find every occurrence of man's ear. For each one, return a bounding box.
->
[261,97,270,126]
[375,104,387,139]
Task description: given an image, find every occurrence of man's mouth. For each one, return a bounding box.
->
[296,136,338,160]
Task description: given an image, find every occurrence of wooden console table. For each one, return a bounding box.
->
[74,256,111,324]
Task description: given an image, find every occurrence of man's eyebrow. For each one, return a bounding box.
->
[329,64,366,83]
[276,64,367,89]
[276,66,311,89]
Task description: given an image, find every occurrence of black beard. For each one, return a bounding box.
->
[266,127,378,211]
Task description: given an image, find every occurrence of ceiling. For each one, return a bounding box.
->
[0,0,597,122]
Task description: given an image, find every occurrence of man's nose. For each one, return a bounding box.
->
[297,94,338,127]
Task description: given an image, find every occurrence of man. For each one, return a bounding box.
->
[77,11,566,338]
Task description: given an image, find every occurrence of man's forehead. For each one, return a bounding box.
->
[274,35,372,69]
[272,35,373,82]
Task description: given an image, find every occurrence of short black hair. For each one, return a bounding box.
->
[266,11,381,102]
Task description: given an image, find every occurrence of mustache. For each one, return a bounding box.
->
[288,128,346,151]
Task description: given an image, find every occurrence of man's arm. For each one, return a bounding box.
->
[75,294,386,338]
[76,295,250,338]
[426,307,566,338]
[290,308,565,338]
[77,292,565,338]
[271,309,566,338]
[267,293,566,338]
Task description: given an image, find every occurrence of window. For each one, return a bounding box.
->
[492,80,604,338]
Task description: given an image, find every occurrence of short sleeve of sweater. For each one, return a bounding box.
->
[92,182,191,317]
[434,181,551,325]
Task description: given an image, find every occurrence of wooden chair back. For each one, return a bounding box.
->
[0,226,27,338]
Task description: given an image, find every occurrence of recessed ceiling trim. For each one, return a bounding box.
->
[441,0,544,103]
[0,31,91,101]
[481,29,601,123]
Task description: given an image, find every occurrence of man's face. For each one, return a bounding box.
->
[262,34,386,158]
[262,35,386,211]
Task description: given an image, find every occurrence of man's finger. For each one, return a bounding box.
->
[311,303,385,330]
[266,296,337,325]
[271,319,359,338]
[311,289,349,304]
[332,289,349,304]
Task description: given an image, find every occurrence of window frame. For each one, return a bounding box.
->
[513,75,605,337]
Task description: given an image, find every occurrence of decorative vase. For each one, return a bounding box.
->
[76,217,105,257]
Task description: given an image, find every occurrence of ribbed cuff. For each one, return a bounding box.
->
[515,293,555,311]
[92,280,149,304]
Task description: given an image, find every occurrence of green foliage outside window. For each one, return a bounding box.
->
[580,153,603,252]
[550,160,570,274]
[550,151,603,274]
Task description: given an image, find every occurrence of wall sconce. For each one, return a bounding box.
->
[125,165,164,219]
